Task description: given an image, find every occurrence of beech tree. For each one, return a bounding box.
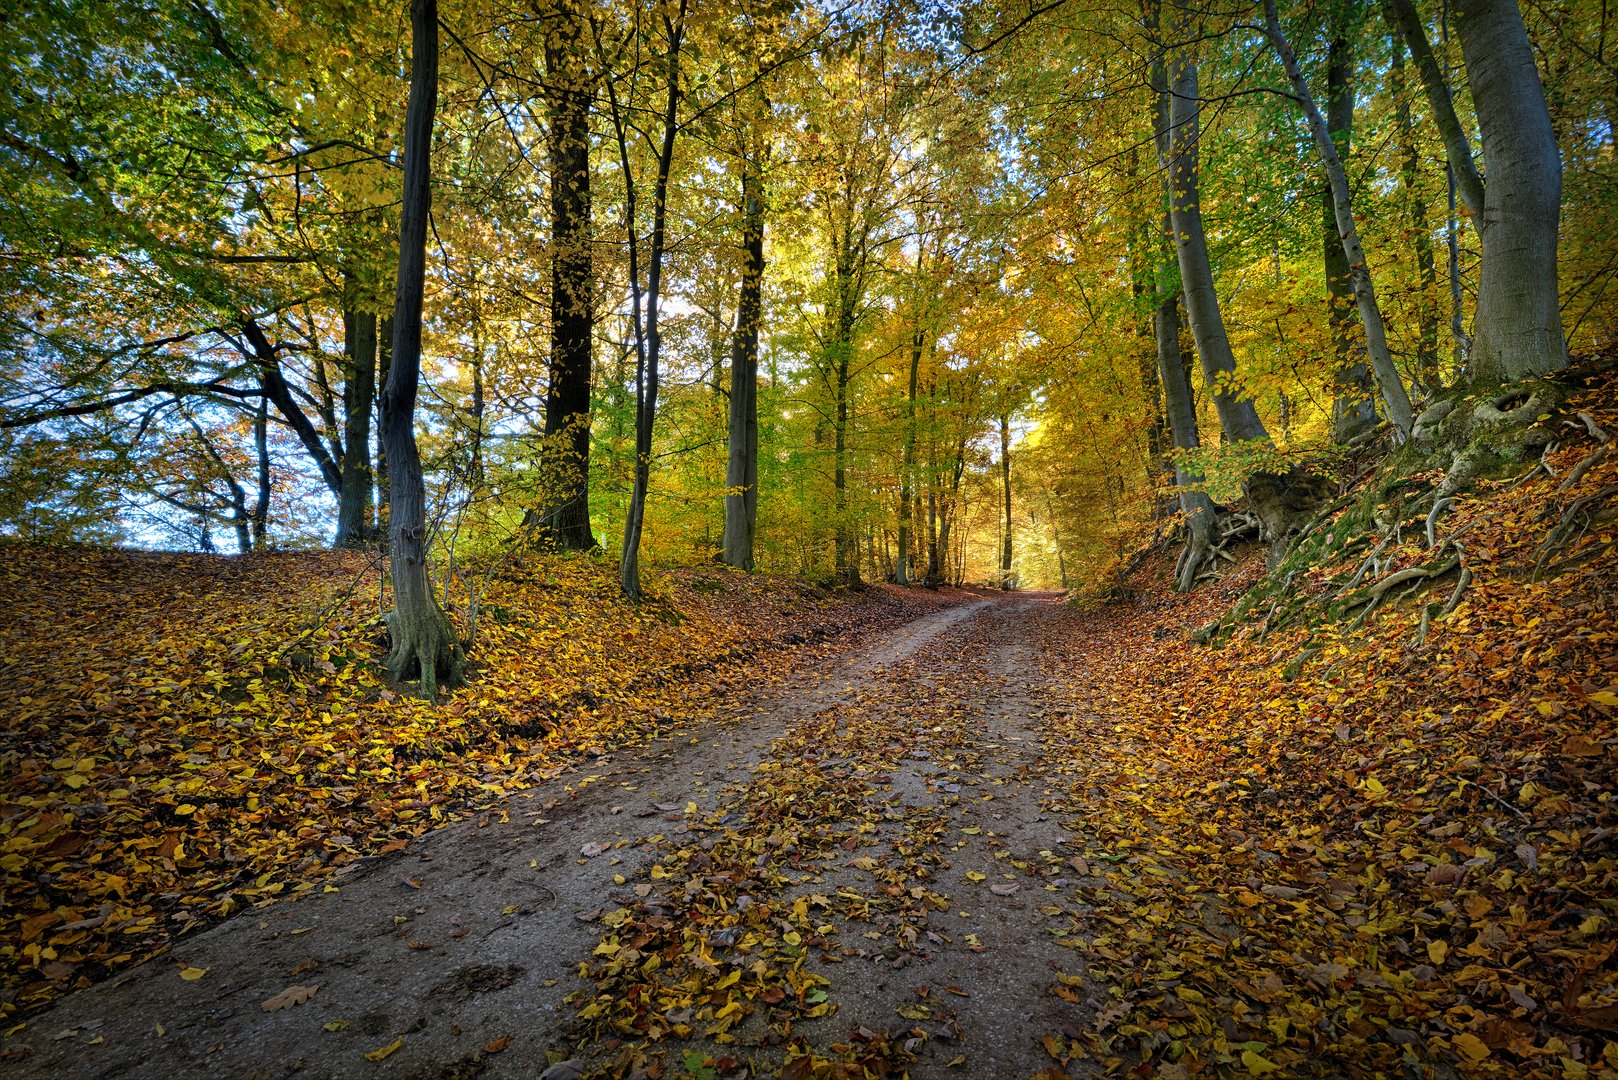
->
[1388,0,1568,382]
[379,0,463,697]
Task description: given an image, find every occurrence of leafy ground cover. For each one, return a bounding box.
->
[1036,378,1618,1077]
[0,549,957,1021]
[1,378,1614,1079]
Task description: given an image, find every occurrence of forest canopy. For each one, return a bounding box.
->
[0,0,1609,599]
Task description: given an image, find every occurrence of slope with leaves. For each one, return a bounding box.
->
[0,548,959,1020]
[1036,373,1618,1077]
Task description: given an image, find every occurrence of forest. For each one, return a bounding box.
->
[1,0,1616,1076]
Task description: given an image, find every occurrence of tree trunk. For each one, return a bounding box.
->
[896,326,924,585]
[614,0,687,599]
[380,0,463,700]
[533,0,597,550]
[1164,55,1268,445]
[1453,0,1567,381]
[1265,0,1414,442]
[830,252,859,584]
[1150,55,1218,587]
[467,334,486,489]
[251,391,270,550]
[1389,22,1441,390]
[336,284,376,548]
[1320,26,1377,441]
[375,314,393,532]
[1389,0,1566,382]
[925,491,940,585]
[1163,44,1324,543]
[1158,282,1218,591]
[999,412,1013,589]
[721,143,765,570]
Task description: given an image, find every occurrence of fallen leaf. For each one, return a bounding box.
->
[364,1037,402,1062]
[262,984,319,1012]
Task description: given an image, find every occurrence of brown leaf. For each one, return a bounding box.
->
[483,1035,510,1054]
[1424,863,1463,886]
[262,984,319,1012]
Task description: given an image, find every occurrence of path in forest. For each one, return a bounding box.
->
[7,594,1110,1080]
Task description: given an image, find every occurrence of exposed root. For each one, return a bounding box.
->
[1440,564,1472,618]
[1534,483,1618,580]
[1575,410,1610,444]
[1425,497,1454,549]
[1557,445,1610,494]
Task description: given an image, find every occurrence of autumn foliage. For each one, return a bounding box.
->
[1038,373,1618,1076]
[0,552,953,1020]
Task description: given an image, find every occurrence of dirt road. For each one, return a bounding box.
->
[8,595,1106,1080]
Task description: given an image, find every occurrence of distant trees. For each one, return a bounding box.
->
[0,0,1602,604]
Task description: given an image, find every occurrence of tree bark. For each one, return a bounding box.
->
[830,244,859,585]
[533,0,597,550]
[1319,25,1378,442]
[1164,55,1269,445]
[248,395,268,549]
[1150,53,1218,587]
[1265,0,1414,442]
[721,136,765,571]
[1453,0,1567,380]
[379,0,463,699]
[999,412,1013,589]
[1389,21,1441,389]
[896,326,924,585]
[1158,284,1218,590]
[375,314,393,529]
[1163,37,1324,543]
[1388,0,1567,381]
[614,0,687,599]
[336,281,376,548]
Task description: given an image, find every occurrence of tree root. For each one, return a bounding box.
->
[1338,534,1392,593]
[1441,564,1472,617]
[1575,410,1610,443]
[1341,549,1462,634]
[1557,445,1610,493]
[1255,571,1297,642]
[1282,644,1321,681]
[1534,483,1618,580]
[1425,497,1454,549]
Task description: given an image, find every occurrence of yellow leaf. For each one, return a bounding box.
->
[965,871,987,882]
[1241,1049,1283,1075]
[1452,1032,1489,1062]
[1427,939,1449,965]
[178,967,207,981]
[363,1037,403,1062]
[1589,690,1618,707]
